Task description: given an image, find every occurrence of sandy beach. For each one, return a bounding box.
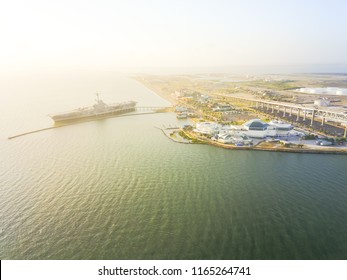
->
[132,76,177,105]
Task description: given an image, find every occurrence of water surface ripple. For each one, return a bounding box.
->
[0,75,346,259]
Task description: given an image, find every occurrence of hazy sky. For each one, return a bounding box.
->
[1,0,347,72]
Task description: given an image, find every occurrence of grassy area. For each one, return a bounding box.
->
[179,130,205,144]
[234,79,303,90]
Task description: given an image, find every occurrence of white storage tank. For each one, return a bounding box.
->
[314,99,330,107]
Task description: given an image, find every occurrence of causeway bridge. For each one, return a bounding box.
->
[136,106,172,111]
[215,93,347,136]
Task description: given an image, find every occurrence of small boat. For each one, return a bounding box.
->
[176,112,187,119]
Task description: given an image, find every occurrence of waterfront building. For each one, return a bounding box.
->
[239,119,277,138]
[229,119,294,138]
[217,131,253,145]
[269,120,294,136]
[195,119,295,139]
[194,122,219,135]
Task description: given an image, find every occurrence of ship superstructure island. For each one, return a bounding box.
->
[49,93,137,122]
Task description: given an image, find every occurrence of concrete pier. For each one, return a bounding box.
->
[8,110,170,140]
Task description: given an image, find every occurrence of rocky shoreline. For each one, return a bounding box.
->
[183,130,347,155]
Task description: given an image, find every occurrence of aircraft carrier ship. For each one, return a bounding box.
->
[49,93,137,123]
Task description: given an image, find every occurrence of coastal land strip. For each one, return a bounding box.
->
[134,75,347,155]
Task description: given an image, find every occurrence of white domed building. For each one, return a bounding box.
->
[241,119,277,138]
[194,122,219,135]
[269,120,294,136]
[229,119,294,138]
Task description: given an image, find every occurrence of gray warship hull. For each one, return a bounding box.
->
[49,99,137,123]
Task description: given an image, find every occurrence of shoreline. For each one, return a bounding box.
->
[183,130,347,155]
[160,126,347,155]
[135,76,347,155]
[132,76,177,105]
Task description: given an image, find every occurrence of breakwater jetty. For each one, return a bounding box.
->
[8,110,170,140]
[155,126,192,144]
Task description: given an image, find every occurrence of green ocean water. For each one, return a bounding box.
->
[0,73,347,259]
